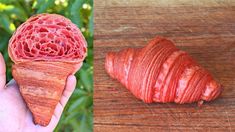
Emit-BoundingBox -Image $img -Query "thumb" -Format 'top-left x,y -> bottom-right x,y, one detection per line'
0,53 -> 6,91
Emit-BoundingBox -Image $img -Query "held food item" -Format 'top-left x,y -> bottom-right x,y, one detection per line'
105,36 -> 222,105
8,14 -> 87,126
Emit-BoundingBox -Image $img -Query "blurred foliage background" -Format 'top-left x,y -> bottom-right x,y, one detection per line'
0,0 -> 93,131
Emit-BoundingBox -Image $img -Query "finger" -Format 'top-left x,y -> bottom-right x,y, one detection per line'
0,53 -> 6,91
60,75 -> 77,107
5,79 -> 17,88
46,75 -> 77,130
44,103 -> 63,130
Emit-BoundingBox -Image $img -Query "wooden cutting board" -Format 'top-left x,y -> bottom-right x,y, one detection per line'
94,0 -> 235,131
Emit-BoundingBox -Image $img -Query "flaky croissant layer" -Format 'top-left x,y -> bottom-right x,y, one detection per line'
105,37 -> 223,104
8,14 -> 87,126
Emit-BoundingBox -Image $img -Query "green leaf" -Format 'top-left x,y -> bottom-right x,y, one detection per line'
0,0 -> 16,4
74,88 -> 88,97
79,114 -> 92,132
69,0 -> 84,28
63,111 -> 78,123
78,68 -> 93,92
68,96 -> 87,112
86,44 -> 93,65
0,2 -> 28,21
70,118 -> 81,131
0,30 -> 9,50
87,0 -> 93,6
86,95 -> 93,108
0,3 -> 14,11
0,14 -> 13,34
7,5 -> 28,21
88,8 -> 93,36
34,0 -> 55,13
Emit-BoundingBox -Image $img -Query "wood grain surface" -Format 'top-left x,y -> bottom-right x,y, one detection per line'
94,0 -> 235,131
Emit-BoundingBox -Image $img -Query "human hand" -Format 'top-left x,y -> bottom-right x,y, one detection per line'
0,53 -> 77,132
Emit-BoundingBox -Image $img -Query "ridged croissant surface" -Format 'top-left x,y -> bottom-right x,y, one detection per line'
105,37 -> 222,105
8,14 -> 87,126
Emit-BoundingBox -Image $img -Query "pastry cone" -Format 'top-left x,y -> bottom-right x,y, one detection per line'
105,36 -> 223,105
8,14 -> 87,126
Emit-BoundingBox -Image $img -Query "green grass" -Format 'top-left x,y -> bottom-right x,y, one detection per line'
0,0 -> 93,131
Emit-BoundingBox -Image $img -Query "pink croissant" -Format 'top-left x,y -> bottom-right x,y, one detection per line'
8,14 -> 87,126
105,36 -> 223,105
